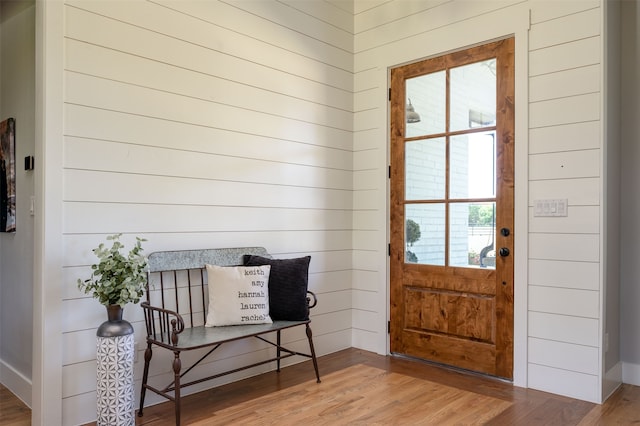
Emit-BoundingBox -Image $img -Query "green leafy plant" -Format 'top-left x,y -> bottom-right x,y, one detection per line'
468,204 -> 495,226
77,234 -> 148,307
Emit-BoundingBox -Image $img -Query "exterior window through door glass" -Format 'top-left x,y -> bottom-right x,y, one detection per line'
405,137 -> 446,201
403,57 -> 498,269
450,132 -> 496,199
406,71 -> 446,137
405,204 -> 445,265
450,202 -> 496,269
450,59 -> 496,132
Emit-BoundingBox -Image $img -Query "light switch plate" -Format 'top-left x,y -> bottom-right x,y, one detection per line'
534,199 -> 568,217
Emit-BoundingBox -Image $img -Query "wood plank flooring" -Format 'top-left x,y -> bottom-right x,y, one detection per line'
2,348 -> 640,425
0,384 -> 30,426
190,364 -> 513,425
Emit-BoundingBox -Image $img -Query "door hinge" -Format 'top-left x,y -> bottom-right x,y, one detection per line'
388,165 -> 391,179
388,88 -> 391,101
388,243 -> 391,256
388,320 -> 391,334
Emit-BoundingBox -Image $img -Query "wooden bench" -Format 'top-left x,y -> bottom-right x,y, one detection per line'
137,247 -> 321,425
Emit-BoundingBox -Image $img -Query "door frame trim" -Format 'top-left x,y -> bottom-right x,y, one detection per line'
385,27 -> 530,388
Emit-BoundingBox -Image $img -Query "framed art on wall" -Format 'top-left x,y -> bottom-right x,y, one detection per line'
0,118 -> 16,232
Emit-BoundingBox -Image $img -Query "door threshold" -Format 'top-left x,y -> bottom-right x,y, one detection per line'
390,352 -> 513,384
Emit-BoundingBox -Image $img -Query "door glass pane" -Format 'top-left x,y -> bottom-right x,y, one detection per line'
450,59 -> 496,132
450,132 -> 496,199
406,71 -> 446,137
405,138 -> 446,201
405,204 -> 445,265
449,202 -> 496,269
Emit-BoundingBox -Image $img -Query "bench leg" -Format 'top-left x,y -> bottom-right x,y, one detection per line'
305,324 -> 321,383
173,352 -> 182,426
276,330 -> 281,372
138,343 -> 153,417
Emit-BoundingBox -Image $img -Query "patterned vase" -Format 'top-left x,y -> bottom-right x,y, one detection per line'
96,304 -> 135,426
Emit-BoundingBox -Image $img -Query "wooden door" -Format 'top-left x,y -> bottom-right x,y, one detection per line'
389,38 -> 515,379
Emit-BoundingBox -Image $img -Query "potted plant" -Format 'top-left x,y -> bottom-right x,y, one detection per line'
77,233 -> 148,316
77,233 -> 148,426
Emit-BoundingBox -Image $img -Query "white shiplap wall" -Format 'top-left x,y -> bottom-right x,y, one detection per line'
352,0 -> 532,378
527,1 -> 605,403
57,1 -> 355,424
352,0 -> 613,404
35,0 -> 621,423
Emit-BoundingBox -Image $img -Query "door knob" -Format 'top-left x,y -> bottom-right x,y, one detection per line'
499,247 -> 510,257
500,228 -> 510,237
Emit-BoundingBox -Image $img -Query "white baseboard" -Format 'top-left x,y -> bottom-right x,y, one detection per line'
0,358 -> 32,408
622,361 -> 640,386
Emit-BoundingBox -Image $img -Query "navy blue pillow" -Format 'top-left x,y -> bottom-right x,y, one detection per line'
243,255 -> 311,321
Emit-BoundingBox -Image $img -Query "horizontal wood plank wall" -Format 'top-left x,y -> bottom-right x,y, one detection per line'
60,0 -> 354,424
53,0 -> 610,422
352,0 -> 530,357
528,0 -> 603,403
353,0 -> 605,405
352,0 -> 534,358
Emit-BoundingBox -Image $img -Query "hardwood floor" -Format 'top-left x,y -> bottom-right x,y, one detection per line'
2,348 -> 640,425
0,384 -> 30,426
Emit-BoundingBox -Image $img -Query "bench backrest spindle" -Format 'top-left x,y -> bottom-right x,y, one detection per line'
200,269 -> 206,325
173,270 -> 180,322
159,272 -> 166,315
186,271 -> 194,328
